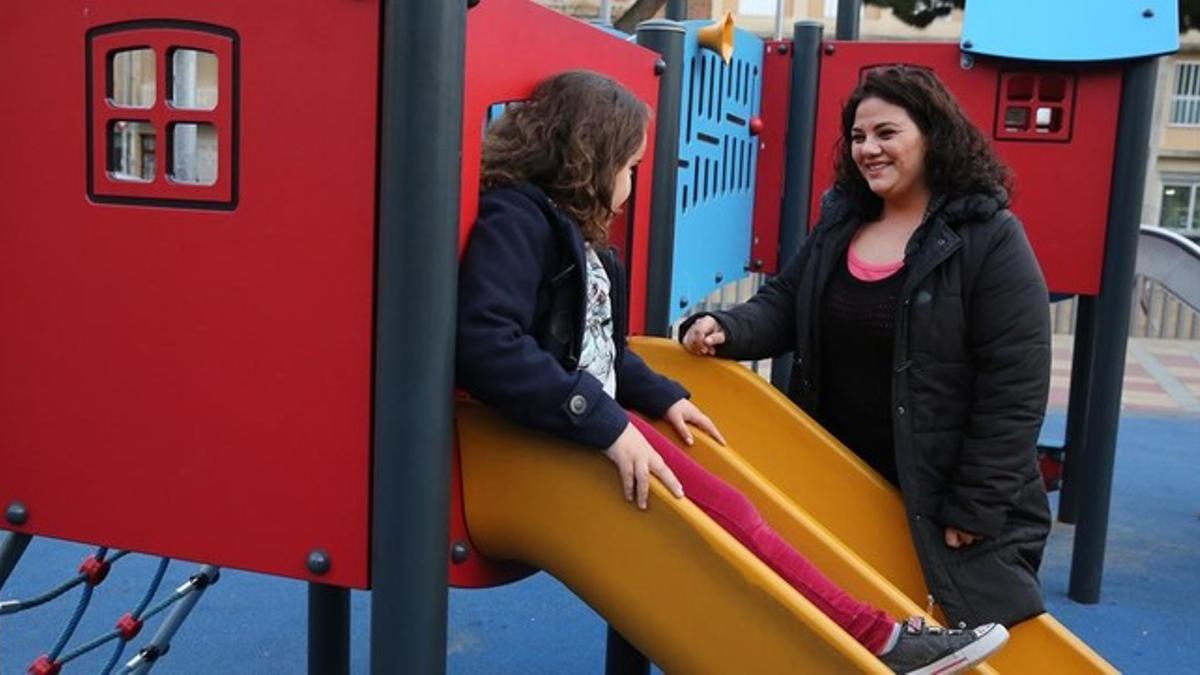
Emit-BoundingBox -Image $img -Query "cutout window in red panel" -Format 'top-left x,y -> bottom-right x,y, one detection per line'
87,21 -> 237,208
995,71 -> 1075,142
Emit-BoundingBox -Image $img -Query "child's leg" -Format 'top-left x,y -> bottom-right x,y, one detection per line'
629,414 -> 895,653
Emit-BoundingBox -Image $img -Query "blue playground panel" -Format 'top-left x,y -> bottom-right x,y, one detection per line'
962,0 -> 1179,62
668,21 -> 763,323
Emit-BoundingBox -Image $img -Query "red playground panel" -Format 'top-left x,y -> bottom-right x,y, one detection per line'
0,1 -> 379,588
749,41 -> 793,275
450,0 -> 663,587
809,42 -> 1121,295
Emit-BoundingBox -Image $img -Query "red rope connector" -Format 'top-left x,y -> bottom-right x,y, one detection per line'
79,555 -> 111,587
27,655 -> 61,675
116,612 -> 144,640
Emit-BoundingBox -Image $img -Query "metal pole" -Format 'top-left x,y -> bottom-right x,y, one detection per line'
126,566 -> 220,674
835,0 -> 860,40
770,20 -> 823,391
666,0 -> 687,21
1057,295 -> 1098,524
0,532 -> 32,591
371,0 -> 464,671
308,583 -> 349,675
639,20 -> 686,338
605,628 -> 651,675
598,21 -> 688,673
773,0 -> 786,40
1068,58 -> 1157,604
599,0 -> 613,25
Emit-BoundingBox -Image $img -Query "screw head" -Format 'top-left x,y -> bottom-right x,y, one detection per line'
962,39 -> 974,50
5,501 -> 28,526
306,549 -> 331,575
450,541 -> 470,564
1142,8 -> 1154,18
776,43 -> 789,55
754,259 -> 765,270
823,43 -> 835,55
654,59 -> 667,76
678,296 -> 689,309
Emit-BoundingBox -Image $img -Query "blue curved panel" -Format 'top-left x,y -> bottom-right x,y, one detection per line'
669,21 -> 763,323
961,0 -> 1178,62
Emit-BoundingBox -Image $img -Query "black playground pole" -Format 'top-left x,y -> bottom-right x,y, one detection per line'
0,531 -> 32,591
607,20 -> 685,675
770,20 -> 823,391
666,0 -> 687,21
640,20 -> 685,338
835,0 -> 861,40
371,0 -> 464,672
1057,295 -> 1098,524
308,584 -> 349,675
1068,58 -> 1156,604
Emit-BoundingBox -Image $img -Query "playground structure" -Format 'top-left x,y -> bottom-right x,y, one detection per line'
0,0 -> 1182,672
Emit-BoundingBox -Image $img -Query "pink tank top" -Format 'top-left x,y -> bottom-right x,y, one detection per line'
847,245 -> 904,281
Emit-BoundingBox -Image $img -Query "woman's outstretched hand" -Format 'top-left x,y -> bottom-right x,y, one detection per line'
944,526 -> 980,548
681,316 -> 726,356
663,399 -> 727,447
604,422 -> 684,510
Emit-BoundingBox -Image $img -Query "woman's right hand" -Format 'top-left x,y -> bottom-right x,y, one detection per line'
604,423 -> 684,510
681,316 -> 726,356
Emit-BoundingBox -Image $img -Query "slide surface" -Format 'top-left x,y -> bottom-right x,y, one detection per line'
453,338 -> 1115,673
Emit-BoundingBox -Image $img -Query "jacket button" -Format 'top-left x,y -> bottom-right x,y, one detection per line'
569,394 -> 588,416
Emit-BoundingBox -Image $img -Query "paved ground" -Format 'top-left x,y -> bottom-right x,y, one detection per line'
3,338 -> 1198,673
1050,335 -> 1200,414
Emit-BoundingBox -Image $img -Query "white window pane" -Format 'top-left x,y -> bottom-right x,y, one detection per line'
109,121 -> 156,182
171,123 -> 218,185
110,49 -> 156,109
740,0 -> 776,16
171,49 -> 218,110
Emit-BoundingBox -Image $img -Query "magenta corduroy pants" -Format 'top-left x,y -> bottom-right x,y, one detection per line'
629,414 -> 895,653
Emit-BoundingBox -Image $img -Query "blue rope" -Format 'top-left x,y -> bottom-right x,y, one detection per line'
0,549 -> 129,616
47,547 -> 109,660
96,557 -> 171,675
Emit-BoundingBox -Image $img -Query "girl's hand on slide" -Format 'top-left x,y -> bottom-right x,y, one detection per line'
604,423 -> 684,509
663,399 -> 727,447
682,316 -> 726,356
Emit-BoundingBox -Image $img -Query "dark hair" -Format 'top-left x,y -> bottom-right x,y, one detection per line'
481,70 -> 650,243
834,65 -> 1010,221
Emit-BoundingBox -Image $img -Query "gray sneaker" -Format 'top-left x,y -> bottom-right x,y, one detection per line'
879,616 -> 1009,675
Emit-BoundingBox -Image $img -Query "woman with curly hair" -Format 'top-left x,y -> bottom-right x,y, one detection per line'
682,65 -> 1053,629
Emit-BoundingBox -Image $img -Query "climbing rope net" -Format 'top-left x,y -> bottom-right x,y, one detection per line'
0,534 -> 219,674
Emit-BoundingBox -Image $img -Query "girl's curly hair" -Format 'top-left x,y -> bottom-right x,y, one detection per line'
834,65 -> 1011,222
481,70 -> 650,243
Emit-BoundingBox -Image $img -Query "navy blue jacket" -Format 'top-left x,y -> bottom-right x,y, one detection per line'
456,183 -> 688,449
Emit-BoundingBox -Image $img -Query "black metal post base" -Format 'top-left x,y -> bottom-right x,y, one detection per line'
309,583 -> 350,675
605,625 -> 650,675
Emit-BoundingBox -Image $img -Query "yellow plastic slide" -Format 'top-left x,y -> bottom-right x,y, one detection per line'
453,336 -> 1114,672
629,337 -> 1117,674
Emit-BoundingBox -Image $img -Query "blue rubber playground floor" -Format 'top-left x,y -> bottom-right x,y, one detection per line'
3,341 -> 1199,673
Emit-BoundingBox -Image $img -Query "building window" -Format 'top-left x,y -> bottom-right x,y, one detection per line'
739,0 -> 776,16
1160,180 -> 1200,232
1170,61 -> 1200,127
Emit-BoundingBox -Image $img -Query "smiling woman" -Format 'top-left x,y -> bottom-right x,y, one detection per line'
680,65 -> 1053,630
